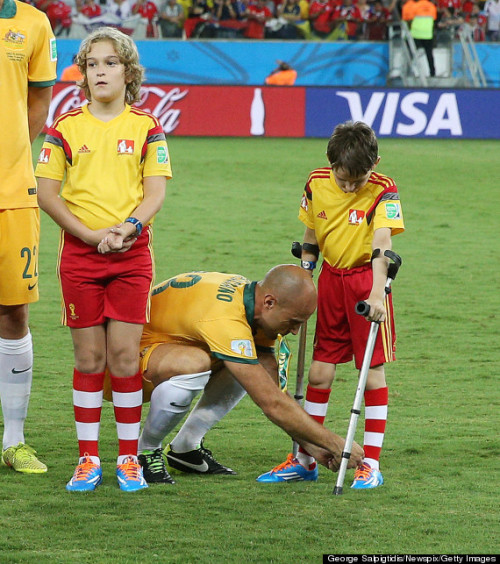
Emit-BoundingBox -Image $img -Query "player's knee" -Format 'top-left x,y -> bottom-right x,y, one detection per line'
0,304 -> 29,339
366,364 -> 386,389
107,344 -> 141,376
75,355 -> 107,375
308,360 -> 335,388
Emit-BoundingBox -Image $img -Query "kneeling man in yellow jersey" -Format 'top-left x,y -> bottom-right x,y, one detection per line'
112,264 -> 363,484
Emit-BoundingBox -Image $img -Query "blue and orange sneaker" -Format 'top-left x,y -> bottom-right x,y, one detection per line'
116,455 -> 148,492
66,455 -> 102,492
256,454 -> 318,483
350,462 -> 384,489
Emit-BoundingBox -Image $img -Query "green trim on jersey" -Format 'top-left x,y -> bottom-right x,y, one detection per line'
213,352 -> 259,364
243,282 -> 257,326
28,79 -> 57,88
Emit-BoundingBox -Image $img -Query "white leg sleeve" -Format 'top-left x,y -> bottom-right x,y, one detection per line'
138,371 -> 211,452
0,332 -> 33,450
170,369 -> 247,453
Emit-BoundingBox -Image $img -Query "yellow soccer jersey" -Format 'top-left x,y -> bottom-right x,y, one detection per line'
141,272 -> 275,364
299,168 -> 405,269
35,104 -> 172,230
0,0 -> 57,209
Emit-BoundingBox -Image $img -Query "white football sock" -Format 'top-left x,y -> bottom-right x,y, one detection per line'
138,371 -> 210,452
170,369 -> 246,453
0,332 -> 33,450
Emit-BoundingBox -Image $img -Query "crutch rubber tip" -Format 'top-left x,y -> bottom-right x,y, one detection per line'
333,486 -> 343,495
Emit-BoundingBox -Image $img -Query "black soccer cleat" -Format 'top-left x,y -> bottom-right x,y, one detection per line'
164,441 -> 236,475
138,448 -> 175,484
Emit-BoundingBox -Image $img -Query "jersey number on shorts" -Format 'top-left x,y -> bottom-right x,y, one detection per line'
21,246 -> 38,280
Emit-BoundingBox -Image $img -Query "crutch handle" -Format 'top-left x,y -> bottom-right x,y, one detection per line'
355,301 -> 371,316
291,241 -> 302,259
385,250 -> 402,280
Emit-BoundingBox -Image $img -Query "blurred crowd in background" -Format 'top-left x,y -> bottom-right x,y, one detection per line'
24,0 -> 500,42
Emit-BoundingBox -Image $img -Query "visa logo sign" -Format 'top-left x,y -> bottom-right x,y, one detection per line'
336,91 -> 463,136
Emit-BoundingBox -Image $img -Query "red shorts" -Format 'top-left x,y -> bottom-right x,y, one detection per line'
58,228 -> 154,328
313,261 -> 396,370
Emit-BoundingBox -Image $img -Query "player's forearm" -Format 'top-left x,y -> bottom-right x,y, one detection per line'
37,179 -> 100,244
369,227 -> 392,300
302,227 -> 320,262
28,86 -> 52,144
129,176 -> 166,227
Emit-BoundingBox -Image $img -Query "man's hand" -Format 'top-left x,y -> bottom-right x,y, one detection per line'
300,439 -> 364,471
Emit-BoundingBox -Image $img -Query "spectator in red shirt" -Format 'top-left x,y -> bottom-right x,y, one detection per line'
332,0 -> 362,39
132,0 -> 159,36
78,0 -> 102,18
36,0 -> 72,35
436,0 -> 462,16
465,3 -> 487,39
461,0 -> 476,16
366,0 -> 392,39
244,0 -> 272,38
309,0 -> 336,38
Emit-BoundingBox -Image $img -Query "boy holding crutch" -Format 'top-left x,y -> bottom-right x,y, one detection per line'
257,121 -> 405,488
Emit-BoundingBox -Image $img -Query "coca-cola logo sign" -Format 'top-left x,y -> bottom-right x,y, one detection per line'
47,85 -> 189,134
47,84 -> 306,137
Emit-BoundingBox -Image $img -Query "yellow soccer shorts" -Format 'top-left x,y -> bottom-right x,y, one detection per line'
0,208 -> 40,305
103,339 -> 224,404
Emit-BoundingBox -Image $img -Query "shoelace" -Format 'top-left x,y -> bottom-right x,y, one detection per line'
199,440 -> 221,465
199,446 -> 216,462
353,463 -> 372,480
144,450 -> 164,472
270,453 -> 296,474
73,458 -> 99,481
118,456 -> 142,481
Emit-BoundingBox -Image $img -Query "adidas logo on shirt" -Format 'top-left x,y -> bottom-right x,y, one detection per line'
317,210 -> 327,219
78,145 -> 90,153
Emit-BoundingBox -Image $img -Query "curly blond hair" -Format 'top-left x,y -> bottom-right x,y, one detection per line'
75,27 -> 144,104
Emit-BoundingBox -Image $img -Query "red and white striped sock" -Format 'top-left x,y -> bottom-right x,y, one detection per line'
363,386 -> 388,470
110,371 -> 143,463
72,368 -> 104,463
296,385 -> 331,470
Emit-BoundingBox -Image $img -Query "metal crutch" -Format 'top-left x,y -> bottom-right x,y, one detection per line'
333,251 -> 402,495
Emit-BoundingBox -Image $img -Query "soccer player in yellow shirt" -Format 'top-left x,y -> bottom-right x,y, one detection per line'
257,121 -> 405,488
35,27 -> 171,492
0,0 -> 56,474
113,265 -> 363,484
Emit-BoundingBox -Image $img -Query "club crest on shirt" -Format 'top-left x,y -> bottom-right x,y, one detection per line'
231,339 -> 253,358
3,28 -> 26,50
37,148 -> 51,164
348,209 -> 365,225
117,139 -> 134,154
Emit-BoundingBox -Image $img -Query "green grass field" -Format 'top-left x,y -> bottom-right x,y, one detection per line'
0,137 -> 498,563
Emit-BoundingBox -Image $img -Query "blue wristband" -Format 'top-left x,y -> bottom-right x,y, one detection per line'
124,217 -> 143,236
301,260 -> 317,271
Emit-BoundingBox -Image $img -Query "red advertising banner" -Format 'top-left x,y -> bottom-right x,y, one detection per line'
48,84 -> 306,137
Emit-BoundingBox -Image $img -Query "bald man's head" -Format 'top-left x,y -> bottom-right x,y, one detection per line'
255,264 -> 317,340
